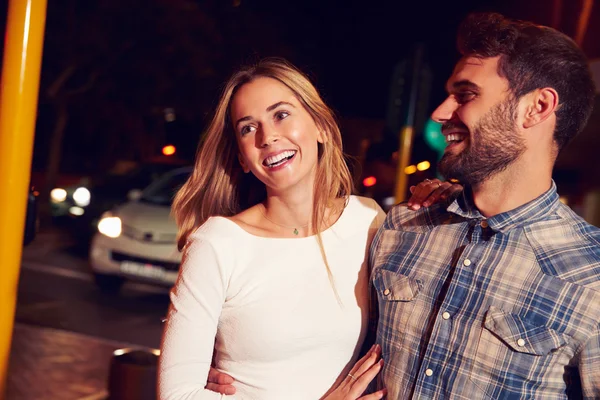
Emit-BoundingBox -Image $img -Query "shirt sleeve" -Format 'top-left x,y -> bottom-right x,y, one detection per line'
365,198 -> 386,349
579,324 -> 600,398
158,232 -> 231,400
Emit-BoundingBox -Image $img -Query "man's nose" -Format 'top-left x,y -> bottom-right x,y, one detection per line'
431,97 -> 458,123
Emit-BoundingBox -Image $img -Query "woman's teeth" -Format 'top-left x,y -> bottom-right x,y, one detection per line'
264,150 -> 296,167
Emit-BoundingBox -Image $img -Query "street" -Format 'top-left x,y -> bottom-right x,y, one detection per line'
8,226 -> 173,399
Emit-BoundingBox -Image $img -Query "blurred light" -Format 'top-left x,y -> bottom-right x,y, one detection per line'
69,206 -> 85,216
162,145 -> 176,156
164,108 -> 176,122
559,196 -> 568,205
73,187 -> 91,207
98,214 -> 122,238
33,191 -> 39,196
450,179 -> 460,183
417,161 -> 431,171
382,196 -> 396,208
50,188 -> 67,203
404,165 -> 417,175
363,176 -> 377,187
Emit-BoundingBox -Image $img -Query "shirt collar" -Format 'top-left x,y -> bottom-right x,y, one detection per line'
447,181 -> 560,234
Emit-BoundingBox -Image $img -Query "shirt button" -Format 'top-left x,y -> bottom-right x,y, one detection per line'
425,368 -> 434,377
480,220 -> 489,228
517,338 -> 526,347
383,289 -> 390,296
463,259 -> 472,267
442,312 -> 451,320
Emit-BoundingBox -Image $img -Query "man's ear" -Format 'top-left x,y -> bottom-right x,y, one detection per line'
523,87 -> 559,129
238,154 -> 250,173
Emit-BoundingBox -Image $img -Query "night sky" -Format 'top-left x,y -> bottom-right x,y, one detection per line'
1,0 -> 597,176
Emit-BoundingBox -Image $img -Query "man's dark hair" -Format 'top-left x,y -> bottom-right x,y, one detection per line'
457,12 -> 596,152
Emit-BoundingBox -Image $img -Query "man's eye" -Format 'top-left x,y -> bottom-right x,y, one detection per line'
275,111 -> 290,120
455,92 -> 476,103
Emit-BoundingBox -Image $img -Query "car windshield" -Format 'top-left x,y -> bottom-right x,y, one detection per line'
139,170 -> 191,206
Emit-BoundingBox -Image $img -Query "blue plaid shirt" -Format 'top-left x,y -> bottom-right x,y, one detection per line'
370,183 -> 600,399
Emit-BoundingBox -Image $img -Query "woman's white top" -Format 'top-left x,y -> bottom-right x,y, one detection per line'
159,195 -> 385,399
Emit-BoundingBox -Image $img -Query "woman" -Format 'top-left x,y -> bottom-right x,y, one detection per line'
159,58 -> 456,399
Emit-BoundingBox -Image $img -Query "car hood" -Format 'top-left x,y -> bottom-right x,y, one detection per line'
114,202 -> 178,241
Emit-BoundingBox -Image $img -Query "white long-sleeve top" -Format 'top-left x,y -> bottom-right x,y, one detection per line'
159,196 -> 385,400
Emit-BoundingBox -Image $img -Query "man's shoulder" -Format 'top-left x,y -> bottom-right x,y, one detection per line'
526,203 -> 600,289
383,201 -> 455,233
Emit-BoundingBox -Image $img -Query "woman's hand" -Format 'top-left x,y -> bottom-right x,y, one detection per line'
407,178 -> 463,210
322,344 -> 387,400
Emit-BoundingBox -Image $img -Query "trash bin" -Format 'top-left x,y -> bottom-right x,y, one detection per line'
108,348 -> 160,400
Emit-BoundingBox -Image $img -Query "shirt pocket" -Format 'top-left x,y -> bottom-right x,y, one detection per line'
372,269 -> 423,352
469,306 -> 572,399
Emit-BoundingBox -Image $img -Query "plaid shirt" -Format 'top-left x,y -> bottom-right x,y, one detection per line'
370,183 -> 600,399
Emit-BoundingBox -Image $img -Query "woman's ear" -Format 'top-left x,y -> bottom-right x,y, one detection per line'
238,154 -> 250,173
317,130 -> 326,144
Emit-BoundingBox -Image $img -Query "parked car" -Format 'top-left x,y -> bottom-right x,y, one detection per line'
51,157 -> 188,245
89,167 -> 191,292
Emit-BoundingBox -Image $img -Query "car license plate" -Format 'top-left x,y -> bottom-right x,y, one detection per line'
120,261 -> 165,279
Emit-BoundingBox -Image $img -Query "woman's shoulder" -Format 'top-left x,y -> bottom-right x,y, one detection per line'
347,195 -> 384,216
188,216 -> 247,244
338,195 -> 386,232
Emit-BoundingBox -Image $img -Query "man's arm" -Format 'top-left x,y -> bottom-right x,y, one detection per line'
578,324 -> 600,398
205,368 -> 236,395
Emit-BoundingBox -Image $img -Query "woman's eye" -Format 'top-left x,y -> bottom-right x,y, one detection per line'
275,110 -> 290,120
240,125 -> 256,135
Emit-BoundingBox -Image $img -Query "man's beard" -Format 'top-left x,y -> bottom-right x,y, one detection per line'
438,98 -> 525,186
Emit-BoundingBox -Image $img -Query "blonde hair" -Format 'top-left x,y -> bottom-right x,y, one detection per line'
172,58 -> 353,287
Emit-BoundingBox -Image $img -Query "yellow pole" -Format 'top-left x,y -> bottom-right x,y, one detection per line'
0,0 -> 48,396
394,126 -> 415,202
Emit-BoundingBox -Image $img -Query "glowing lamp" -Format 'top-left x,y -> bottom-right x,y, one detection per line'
363,176 -> 377,187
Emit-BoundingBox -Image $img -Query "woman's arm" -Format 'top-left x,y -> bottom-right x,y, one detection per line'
158,232 -> 231,399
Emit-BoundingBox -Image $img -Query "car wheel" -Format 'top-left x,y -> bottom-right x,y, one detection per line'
94,273 -> 125,293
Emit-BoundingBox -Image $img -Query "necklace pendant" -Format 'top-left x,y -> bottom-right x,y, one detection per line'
293,228 -> 299,235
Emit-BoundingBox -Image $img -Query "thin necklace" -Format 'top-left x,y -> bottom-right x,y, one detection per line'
258,204 -> 309,236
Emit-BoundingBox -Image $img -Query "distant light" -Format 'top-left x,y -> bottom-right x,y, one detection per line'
450,178 -> 460,183
363,176 -> 377,187
164,108 -> 176,122
404,165 -> 417,175
382,196 -> 395,207
69,206 -> 85,216
50,188 -> 67,203
162,145 -> 176,156
73,187 -> 91,207
559,196 -> 568,205
417,161 -> 431,171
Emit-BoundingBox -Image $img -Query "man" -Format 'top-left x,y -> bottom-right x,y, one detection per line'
204,12 -> 599,399
372,12 -> 599,399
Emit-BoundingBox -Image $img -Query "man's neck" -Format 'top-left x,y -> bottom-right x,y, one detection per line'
471,160 -> 553,218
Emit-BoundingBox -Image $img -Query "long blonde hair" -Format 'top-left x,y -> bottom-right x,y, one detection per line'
172,58 -> 353,285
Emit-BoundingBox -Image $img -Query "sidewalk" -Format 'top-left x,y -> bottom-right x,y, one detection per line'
7,323 -> 131,400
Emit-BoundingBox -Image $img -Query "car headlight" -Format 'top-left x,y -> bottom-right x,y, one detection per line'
73,187 -> 91,207
50,188 -> 67,203
98,213 -> 122,238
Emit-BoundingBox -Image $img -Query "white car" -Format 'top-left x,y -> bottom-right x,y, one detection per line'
89,167 -> 191,292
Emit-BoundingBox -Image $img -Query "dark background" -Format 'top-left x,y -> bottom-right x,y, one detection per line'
1,0 -> 599,198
